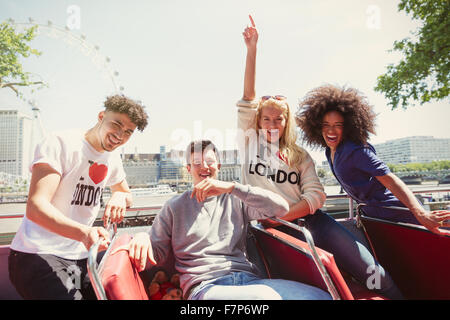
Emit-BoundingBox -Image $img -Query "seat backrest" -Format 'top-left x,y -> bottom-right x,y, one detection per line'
100,233 -> 149,300
250,225 -> 354,300
361,216 -> 450,299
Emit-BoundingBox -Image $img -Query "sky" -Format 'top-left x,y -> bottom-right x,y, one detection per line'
1,0 -> 449,164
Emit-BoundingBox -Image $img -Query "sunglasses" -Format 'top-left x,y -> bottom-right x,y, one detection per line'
261,95 -> 287,101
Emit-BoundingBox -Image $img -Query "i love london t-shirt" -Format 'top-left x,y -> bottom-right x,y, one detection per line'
11,130 -> 126,260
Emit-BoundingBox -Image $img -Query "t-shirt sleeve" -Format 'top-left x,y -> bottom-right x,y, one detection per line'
352,147 -> 391,177
106,152 -> 126,187
30,134 -> 64,175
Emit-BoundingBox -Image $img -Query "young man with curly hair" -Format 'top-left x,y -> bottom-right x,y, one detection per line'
9,95 -> 149,299
296,84 -> 450,235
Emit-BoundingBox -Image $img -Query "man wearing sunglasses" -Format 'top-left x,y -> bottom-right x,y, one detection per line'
9,95 -> 148,300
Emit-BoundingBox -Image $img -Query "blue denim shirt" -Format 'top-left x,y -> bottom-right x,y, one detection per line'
326,140 -> 408,209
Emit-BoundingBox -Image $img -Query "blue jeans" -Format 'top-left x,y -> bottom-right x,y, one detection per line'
280,210 -> 404,300
189,271 -> 331,300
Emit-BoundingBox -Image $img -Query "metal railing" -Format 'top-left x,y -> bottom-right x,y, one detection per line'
325,186 -> 450,220
2,186 -> 449,223
265,217 -> 341,300
87,240 -> 108,300
87,222 -> 118,300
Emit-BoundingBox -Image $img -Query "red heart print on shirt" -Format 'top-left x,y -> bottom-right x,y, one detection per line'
88,161 -> 108,184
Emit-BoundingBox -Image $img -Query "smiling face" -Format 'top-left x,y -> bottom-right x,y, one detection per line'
258,105 -> 287,143
187,148 -> 221,185
322,110 -> 344,151
97,111 -> 137,152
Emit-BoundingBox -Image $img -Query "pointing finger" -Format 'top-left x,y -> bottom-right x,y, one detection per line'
249,14 -> 256,27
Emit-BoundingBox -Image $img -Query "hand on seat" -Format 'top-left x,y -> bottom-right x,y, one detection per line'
415,210 -> 450,236
127,232 -> 156,272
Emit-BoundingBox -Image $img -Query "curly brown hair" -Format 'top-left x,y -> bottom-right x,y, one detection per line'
295,85 -> 377,149
104,95 -> 149,131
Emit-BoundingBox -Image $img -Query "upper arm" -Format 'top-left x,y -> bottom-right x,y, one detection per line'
149,204 -> 173,263
375,172 -> 400,189
27,163 -> 61,217
28,163 -> 61,201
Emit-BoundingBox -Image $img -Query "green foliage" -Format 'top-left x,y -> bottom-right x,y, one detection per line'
0,20 -> 45,96
388,160 -> 450,172
375,0 -> 450,109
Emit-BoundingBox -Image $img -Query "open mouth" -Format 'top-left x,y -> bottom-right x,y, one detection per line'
326,135 -> 338,144
199,173 -> 211,179
108,134 -> 122,146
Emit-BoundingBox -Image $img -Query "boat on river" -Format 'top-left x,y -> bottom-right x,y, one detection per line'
103,184 -> 177,200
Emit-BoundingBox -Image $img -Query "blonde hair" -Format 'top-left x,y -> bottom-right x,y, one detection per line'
255,98 -> 306,168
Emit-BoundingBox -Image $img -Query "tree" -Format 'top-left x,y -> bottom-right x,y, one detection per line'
375,0 -> 449,109
0,21 -> 45,97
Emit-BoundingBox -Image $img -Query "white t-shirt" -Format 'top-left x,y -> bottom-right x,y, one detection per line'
236,99 -> 326,213
11,130 -> 126,259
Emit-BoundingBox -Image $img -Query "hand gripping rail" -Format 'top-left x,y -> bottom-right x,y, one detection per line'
87,223 -> 117,300
266,217 -> 341,300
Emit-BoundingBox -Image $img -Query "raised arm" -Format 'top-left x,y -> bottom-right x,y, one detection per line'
26,163 -> 110,251
242,15 -> 258,101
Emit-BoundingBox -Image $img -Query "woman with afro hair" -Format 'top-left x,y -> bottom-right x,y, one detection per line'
236,16 -> 404,299
296,84 -> 450,235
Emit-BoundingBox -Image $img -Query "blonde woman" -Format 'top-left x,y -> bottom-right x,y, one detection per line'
236,16 -> 403,299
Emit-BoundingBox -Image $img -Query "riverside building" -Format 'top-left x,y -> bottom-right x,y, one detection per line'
374,136 -> 450,165
0,110 -> 33,178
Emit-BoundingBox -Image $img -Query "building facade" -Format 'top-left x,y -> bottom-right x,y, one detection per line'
0,110 -> 33,178
374,136 -> 450,165
122,160 -> 160,187
122,146 -> 242,186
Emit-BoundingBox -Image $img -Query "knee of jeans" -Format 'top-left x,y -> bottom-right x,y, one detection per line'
252,286 -> 282,300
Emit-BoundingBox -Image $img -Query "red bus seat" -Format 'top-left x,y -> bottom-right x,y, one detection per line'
360,216 -> 450,299
250,225 -> 387,300
100,233 -> 149,300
